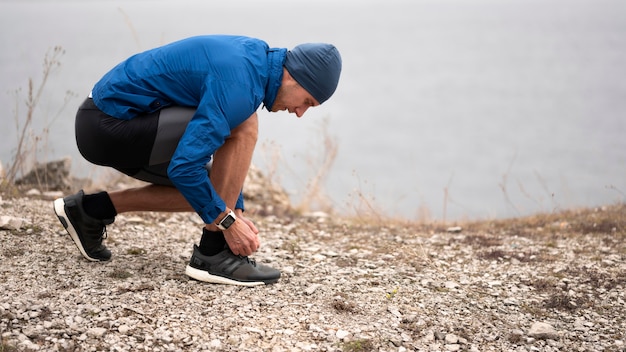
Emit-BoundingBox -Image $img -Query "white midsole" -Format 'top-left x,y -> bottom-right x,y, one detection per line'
185,265 -> 265,287
54,198 -> 99,262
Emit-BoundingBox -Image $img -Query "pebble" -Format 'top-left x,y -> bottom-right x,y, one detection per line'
528,322 -> 559,340
445,334 -> 459,344
336,330 -> 350,339
304,284 -> 322,295
0,215 -> 27,230
444,281 -> 459,289
87,328 -> 107,338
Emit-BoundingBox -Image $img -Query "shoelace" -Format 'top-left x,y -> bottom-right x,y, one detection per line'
100,226 -> 108,240
227,248 -> 256,266
237,255 -> 256,266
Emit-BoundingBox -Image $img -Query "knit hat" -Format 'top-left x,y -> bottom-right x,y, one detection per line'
284,43 -> 342,104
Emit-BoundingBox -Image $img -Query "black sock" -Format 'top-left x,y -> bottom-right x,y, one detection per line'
198,229 -> 226,256
82,191 -> 117,220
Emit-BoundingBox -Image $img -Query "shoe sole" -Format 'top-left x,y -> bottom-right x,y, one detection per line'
185,265 -> 275,287
53,198 -> 101,262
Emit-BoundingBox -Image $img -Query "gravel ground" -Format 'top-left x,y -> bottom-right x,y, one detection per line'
1,195 -> 625,352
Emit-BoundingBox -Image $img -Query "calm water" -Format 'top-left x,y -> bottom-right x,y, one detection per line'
1,0 -> 625,220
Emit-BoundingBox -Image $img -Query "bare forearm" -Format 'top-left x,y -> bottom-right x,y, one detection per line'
210,113 -> 258,210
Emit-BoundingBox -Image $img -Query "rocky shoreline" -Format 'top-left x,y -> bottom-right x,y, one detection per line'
1,192 -> 625,351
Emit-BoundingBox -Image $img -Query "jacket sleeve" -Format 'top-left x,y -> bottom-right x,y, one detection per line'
236,191 -> 245,211
167,79 -> 256,223
167,109 -> 229,224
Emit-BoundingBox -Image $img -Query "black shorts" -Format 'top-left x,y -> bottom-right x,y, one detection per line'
75,98 -> 201,185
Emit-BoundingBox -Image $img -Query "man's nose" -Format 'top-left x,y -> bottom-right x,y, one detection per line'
295,106 -> 309,118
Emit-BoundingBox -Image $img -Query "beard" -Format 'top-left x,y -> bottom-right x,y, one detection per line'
270,81 -> 301,112
270,87 -> 287,112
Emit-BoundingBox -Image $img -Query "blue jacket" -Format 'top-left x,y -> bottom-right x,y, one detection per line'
91,35 -> 287,223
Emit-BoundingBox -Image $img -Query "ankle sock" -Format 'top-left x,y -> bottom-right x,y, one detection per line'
82,191 -> 117,220
198,229 -> 226,256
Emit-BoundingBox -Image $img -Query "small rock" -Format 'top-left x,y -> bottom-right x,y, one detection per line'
282,266 -> 294,275
336,330 -> 350,339
304,284 -> 322,295
503,298 -> 519,306
244,326 -> 265,336
87,327 -> 107,338
444,281 -> 459,289
446,226 -> 462,233
389,337 -> 402,347
445,333 -> 459,344
282,329 -> 296,335
26,189 -> 42,196
528,322 -> 558,340
118,325 -> 131,334
18,340 -> 40,351
0,216 -> 27,230
387,306 -> 402,318
312,254 -> 327,261
308,324 -> 325,333
435,331 -> 446,340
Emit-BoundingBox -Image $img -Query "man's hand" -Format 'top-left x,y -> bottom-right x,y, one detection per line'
222,211 -> 259,256
235,209 -> 259,234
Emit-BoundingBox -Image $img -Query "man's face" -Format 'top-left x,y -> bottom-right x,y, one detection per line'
270,80 -> 320,118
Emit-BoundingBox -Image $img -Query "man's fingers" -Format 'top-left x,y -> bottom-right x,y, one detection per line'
225,237 -> 257,256
240,216 -> 259,234
223,220 -> 260,256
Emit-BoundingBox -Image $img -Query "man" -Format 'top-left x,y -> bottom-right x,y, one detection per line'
53,35 -> 342,287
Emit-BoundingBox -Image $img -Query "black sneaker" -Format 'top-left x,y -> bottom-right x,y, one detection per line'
53,190 -> 114,262
185,245 -> 281,286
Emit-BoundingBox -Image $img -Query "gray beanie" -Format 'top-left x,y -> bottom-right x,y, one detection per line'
284,43 -> 342,104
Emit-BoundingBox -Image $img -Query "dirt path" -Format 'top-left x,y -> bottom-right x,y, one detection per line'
1,196 -> 625,351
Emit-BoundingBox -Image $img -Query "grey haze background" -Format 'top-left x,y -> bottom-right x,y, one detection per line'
1,0 -> 625,221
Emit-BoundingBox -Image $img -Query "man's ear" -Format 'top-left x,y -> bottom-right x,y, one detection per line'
282,68 -> 295,84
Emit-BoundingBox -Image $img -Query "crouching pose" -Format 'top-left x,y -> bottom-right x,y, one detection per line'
53,35 -> 342,286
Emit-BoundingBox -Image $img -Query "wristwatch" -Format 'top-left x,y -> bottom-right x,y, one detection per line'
216,210 -> 236,230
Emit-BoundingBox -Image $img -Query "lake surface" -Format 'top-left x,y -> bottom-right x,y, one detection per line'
1,0 -> 625,221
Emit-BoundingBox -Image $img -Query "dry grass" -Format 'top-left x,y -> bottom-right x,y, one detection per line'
461,203 -> 626,238
1,46 -> 76,193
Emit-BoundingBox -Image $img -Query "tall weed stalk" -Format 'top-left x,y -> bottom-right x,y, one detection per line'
296,118 -> 338,213
2,46 -> 72,192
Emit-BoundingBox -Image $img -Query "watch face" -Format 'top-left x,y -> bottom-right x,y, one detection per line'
220,214 -> 236,229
